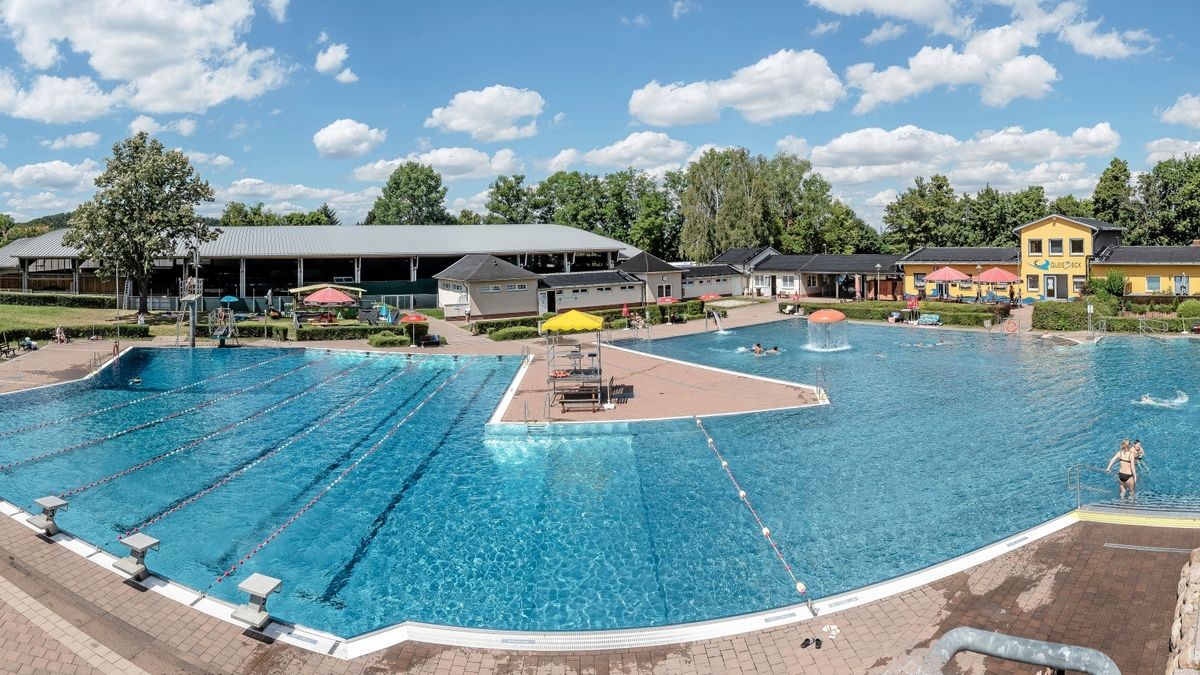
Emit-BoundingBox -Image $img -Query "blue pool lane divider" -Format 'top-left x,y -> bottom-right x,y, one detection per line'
693,416 -> 816,618
57,357 -> 375,500
0,352 -> 294,439
0,356 -> 329,473
211,358 -> 478,587
120,362 -> 414,538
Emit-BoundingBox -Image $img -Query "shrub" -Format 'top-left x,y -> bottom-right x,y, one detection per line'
1178,299 -> 1200,318
368,331 -> 411,348
471,316 -> 543,335
489,326 -> 540,341
0,292 -> 116,308
2,324 -> 149,341
1089,270 -> 1127,299
231,322 -> 289,340
296,324 -> 425,341
609,318 -> 628,329
1031,301 -> 1088,330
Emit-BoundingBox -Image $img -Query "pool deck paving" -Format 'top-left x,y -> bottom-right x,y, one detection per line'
0,299 -> 1196,673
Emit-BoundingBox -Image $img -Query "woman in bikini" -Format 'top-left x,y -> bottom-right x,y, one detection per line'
1105,439 -> 1138,501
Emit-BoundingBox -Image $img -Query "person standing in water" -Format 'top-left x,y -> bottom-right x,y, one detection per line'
1106,440 -> 1138,501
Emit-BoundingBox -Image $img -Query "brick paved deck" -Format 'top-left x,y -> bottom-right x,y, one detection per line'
0,511 -> 1191,674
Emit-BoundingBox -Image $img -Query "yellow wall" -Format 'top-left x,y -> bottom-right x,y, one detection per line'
1017,217 -> 1093,299
1091,264 -> 1200,296
903,263 -> 1021,299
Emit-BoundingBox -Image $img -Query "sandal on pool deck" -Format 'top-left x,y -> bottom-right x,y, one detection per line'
801,638 -> 813,648
814,638 -> 823,649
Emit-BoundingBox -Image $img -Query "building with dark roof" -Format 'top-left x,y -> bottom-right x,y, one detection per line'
1092,244 -> 1200,296
434,255 -> 540,319
745,253 -> 904,300
538,270 -> 644,313
618,252 -> 683,302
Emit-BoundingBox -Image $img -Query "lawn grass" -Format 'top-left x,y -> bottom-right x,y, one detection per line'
415,308 -> 444,319
0,304 -> 141,331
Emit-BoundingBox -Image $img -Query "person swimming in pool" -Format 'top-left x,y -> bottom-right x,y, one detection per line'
752,343 -> 764,356
129,376 -> 142,385
765,346 -> 780,354
1106,439 -> 1138,501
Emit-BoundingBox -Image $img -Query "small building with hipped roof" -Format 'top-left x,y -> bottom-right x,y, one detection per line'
433,254 -> 540,320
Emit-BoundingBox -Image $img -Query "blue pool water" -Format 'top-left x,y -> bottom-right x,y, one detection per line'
0,330 -> 1196,636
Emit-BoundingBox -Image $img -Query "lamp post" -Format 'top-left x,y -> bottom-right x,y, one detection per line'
874,263 -> 881,301
975,264 -> 983,301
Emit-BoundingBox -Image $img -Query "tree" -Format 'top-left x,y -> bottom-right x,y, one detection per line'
880,175 -> 958,253
1131,154 -> 1200,245
629,185 -> 673,259
457,209 -> 483,224
485,174 -> 535,223
1092,158 -> 1136,227
1003,185 -> 1047,241
65,132 -> 215,313
532,171 -> 603,229
1048,194 -> 1093,218
822,201 -> 881,254
679,148 -> 776,262
314,203 -> 340,225
220,201 -> 283,226
370,162 -> 453,224
768,154 -> 834,254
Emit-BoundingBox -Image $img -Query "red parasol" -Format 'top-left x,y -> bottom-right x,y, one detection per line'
699,292 -> 722,301
303,287 -> 356,306
398,313 -> 427,344
923,266 -> 970,282
656,297 -> 680,304
977,267 -> 1021,284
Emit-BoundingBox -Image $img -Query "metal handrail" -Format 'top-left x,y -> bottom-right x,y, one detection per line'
1066,463 -> 1112,508
1139,317 -> 1172,334
814,367 -> 830,403
922,627 -> 1119,674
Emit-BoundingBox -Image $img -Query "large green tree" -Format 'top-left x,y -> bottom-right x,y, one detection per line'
533,171 -> 603,230
1048,194 -> 1093,218
370,162 -> 453,224
679,148 -> 776,262
1092,158 -> 1136,227
1131,154 -> 1200,245
219,201 -> 283,226
822,201 -> 881,254
65,132 -> 215,313
484,174 -> 535,223
880,175 -> 958,253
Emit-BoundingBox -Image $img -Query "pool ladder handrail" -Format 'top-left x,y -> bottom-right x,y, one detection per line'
814,367 -> 830,403
1065,463 -> 1112,509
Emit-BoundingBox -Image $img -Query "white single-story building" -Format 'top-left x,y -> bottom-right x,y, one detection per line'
680,264 -> 744,297
710,246 -> 778,292
618,252 -> 684,303
538,270 -> 644,314
434,254 -> 540,320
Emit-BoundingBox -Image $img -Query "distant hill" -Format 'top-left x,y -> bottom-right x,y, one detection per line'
21,211 -> 72,229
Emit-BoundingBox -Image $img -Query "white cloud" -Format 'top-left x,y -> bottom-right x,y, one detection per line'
959,123 -> 1119,162
1161,94 -> 1200,129
0,0 -> 288,115
425,85 -> 545,142
352,147 -> 521,182
42,131 -> 101,150
1144,138 -> 1200,165
312,119 -> 387,159
949,160 -> 1097,196
6,191 -> 76,211
862,22 -> 906,45
866,188 -> 897,207
813,125 -> 959,168
545,148 -> 582,172
629,49 -> 845,126
334,68 -> 358,84
265,0 -> 288,22
0,72 -> 116,123
128,114 -> 197,137
5,159 -> 100,191
775,135 -> 810,157
583,131 -> 692,175
807,0 -> 968,37
552,112 -> 565,125
621,15 -> 649,27
1058,21 -> 1153,59
671,0 -> 698,19
449,190 -> 489,214
315,43 -> 349,74
182,150 -> 234,168
224,177 -> 343,201
810,20 -> 840,36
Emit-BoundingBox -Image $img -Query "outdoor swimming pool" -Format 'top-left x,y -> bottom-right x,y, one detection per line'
0,329 -> 1196,637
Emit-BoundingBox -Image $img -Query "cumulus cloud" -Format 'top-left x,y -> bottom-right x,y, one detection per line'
810,20 -> 840,36
775,135 -> 810,157
312,119 -> 387,159
449,190 -> 489,214
334,68 -> 358,83
314,41 -> 357,84
582,131 -> 692,175
808,0 -> 969,37
42,131 -> 101,150
5,159 -> 100,191
545,148 -> 582,173
629,49 -> 845,126
128,114 -> 197,137
265,0 -> 288,22
1144,138 -> 1200,165
0,72 -> 116,123
224,177 -> 344,201
425,85 -> 545,142
352,147 -> 521,182
862,22 -> 906,45
1058,21 -> 1154,59
958,123 -> 1119,162
671,0 -> 698,19
182,150 -> 234,168
1161,94 -> 1200,129
7,191 -> 77,212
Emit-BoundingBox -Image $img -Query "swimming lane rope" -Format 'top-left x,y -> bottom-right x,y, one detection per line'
0,352 -> 294,438
212,358 -> 477,585
693,416 -> 816,617
0,357 -> 327,473
58,358 -> 375,499
121,362 -> 413,538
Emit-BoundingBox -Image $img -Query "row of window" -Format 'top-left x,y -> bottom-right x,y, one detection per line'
1028,238 -> 1085,256
553,284 -> 639,295
479,283 -> 529,293
683,278 -> 730,285
1025,275 -> 1086,294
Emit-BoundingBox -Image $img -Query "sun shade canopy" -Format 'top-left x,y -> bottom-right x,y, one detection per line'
977,267 -> 1021,283
923,266 -> 971,282
303,287 -> 356,305
541,310 -> 604,332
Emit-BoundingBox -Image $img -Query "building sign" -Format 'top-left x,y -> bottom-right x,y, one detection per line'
1031,259 -> 1084,271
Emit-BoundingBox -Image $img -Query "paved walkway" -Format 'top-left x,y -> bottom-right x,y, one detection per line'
0,341 -> 115,394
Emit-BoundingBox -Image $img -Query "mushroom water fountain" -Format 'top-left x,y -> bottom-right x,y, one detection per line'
804,309 -> 850,352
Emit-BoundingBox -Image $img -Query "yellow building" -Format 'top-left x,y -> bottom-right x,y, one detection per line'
1014,215 -> 1122,300
899,247 -> 1020,300
1091,247 -> 1200,297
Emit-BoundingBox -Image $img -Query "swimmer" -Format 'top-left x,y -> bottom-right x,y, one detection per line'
129,376 -> 142,385
752,343 -> 764,356
765,346 -> 780,354
1106,439 -> 1138,500
874,352 -> 886,359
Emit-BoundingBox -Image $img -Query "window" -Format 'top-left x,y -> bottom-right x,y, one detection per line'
1146,276 -> 1161,292
1073,276 -> 1086,294
1026,274 -> 1039,291
805,275 -> 817,287
619,285 -> 635,291
441,282 -> 464,292
781,275 -> 796,288
554,290 -> 562,295
914,273 -> 926,289
479,284 -> 501,293
1069,238 -> 1085,255
571,288 -> 588,294
505,283 -> 527,291
1048,239 -> 1063,256
597,287 -> 612,293
683,280 -> 694,286
754,274 -> 765,286
1028,239 -> 1043,255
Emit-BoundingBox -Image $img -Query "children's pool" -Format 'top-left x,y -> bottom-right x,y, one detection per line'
0,330 -> 1195,636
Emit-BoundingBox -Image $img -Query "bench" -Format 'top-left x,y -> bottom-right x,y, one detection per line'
418,334 -> 442,348
556,388 -> 600,412
0,342 -> 15,358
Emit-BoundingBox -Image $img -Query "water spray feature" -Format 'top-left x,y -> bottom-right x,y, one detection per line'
803,309 -> 850,352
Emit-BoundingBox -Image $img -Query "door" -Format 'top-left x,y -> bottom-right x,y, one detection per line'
1176,275 -> 1189,296
537,291 -> 548,315
1044,275 -> 1056,299
1057,275 -> 1069,299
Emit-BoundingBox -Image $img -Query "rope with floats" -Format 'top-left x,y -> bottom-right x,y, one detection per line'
210,358 -> 477,586
694,416 -> 816,617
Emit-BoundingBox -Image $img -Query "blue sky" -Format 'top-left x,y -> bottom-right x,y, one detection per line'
1,0 -> 1198,228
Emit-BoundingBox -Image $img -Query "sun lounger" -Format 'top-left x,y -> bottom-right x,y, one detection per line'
916,313 -> 942,326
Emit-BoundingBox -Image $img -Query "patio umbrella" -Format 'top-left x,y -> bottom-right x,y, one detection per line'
220,295 -> 238,306
656,296 -> 680,304
923,266 -> 970,282
398,313 -> 427,343
621,303 -> 629,317
699,292 -> 722,301
977,267 -> 1021,284
303,287 -> 356,306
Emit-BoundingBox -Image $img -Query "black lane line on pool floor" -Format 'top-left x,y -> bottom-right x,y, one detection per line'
207,369 -> 450,575
110,363 -> 406,537
314,370 -> 498,607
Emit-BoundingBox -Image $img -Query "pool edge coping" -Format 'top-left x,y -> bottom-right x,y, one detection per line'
0,494 -> 1082,658
0,345 -> 130,397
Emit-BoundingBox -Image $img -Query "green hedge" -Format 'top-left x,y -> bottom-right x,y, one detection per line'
470,314 -> 554,335
609,318 -> 628,329
1031,302 -> 1087,331
489,326 -> 541,341
1,324 -> 150,341
0,292 -> 116,308
296,324 -> 428,341
779,300 -> 1004,325
367,331 -> 411,348
1179,299 -> 1200,318
231,322 -> 289,340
